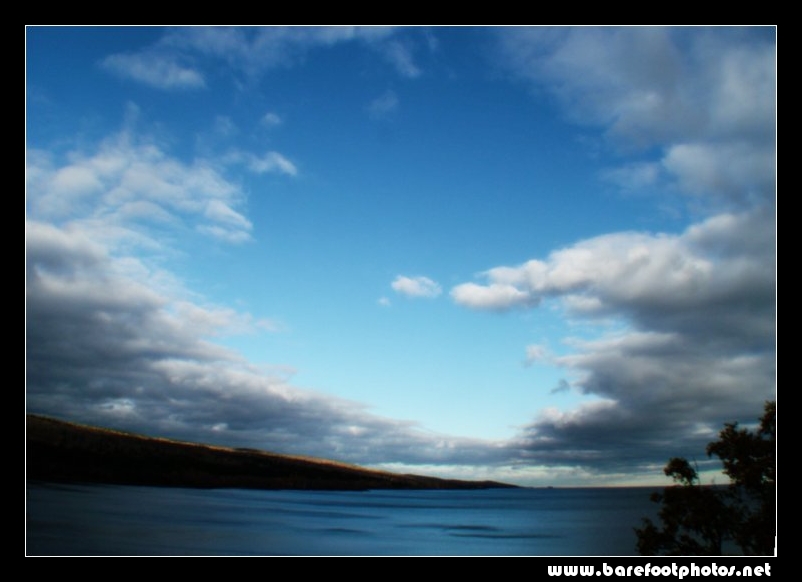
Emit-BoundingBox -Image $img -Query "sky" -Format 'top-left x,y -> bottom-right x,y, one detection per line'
25,26 -> 776,487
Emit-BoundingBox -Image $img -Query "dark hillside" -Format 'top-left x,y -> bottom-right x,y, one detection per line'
26,415 -> 516,491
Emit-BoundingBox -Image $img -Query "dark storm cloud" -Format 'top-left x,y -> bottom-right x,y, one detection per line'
25,219 -> 504,468
452,27 -> 776,478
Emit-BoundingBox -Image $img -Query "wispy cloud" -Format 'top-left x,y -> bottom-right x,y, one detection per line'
101,27 -> 421,89
225,150 -> 298,176
368,90 -> 399,119
524,344 -> 551,365
101,52 -> 205,90
380,40 -> 421,78
163,26 -> 399,73
27,130 -> 256,245
261,112 -> 282,128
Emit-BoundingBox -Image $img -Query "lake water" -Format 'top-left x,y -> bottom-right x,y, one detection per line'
26,483 -> 660,556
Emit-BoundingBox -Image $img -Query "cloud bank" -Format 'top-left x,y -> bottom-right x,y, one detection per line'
25,102 -> 512,474
25,149 -> 502,469
449,27 -> 776,477
27,27 -> 775,486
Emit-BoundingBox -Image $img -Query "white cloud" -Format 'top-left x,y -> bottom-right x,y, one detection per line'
50,166 -> 104,197
466,28 -> 776,475
196,224 -> 252,244
380,40 -> 421,78
499,28 -> 683,138
247,151 -> 298,176
100,27 -> 423,91
204,200 -> 251,229
261,112 -> 282,127
450,282 -> 535,311
453,207 -> 774,471
154,26 -> 407,79
453,209 -> 774,334
223,150 -> 298,176
498,27 -> 776,207
101,52 -> 205,90
391,275 -> 442,298
662,141 -> 775,206
171,301 -> 278,337
116,200 -> 175,224
27,132 -> 256,245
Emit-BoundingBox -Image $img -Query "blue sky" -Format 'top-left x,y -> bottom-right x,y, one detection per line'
26,27 -> 776,486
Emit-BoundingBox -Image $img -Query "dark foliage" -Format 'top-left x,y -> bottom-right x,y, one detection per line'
635,401 -> 775,556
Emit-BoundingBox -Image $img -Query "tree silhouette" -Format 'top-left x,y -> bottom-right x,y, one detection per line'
635,401 -> 775,556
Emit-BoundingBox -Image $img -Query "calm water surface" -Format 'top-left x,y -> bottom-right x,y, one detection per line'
26,483 -> 660,555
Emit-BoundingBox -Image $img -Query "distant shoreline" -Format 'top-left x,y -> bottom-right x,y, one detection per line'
26,415 -> 518,491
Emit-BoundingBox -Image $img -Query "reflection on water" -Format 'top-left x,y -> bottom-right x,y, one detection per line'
26,483 -> 659,556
